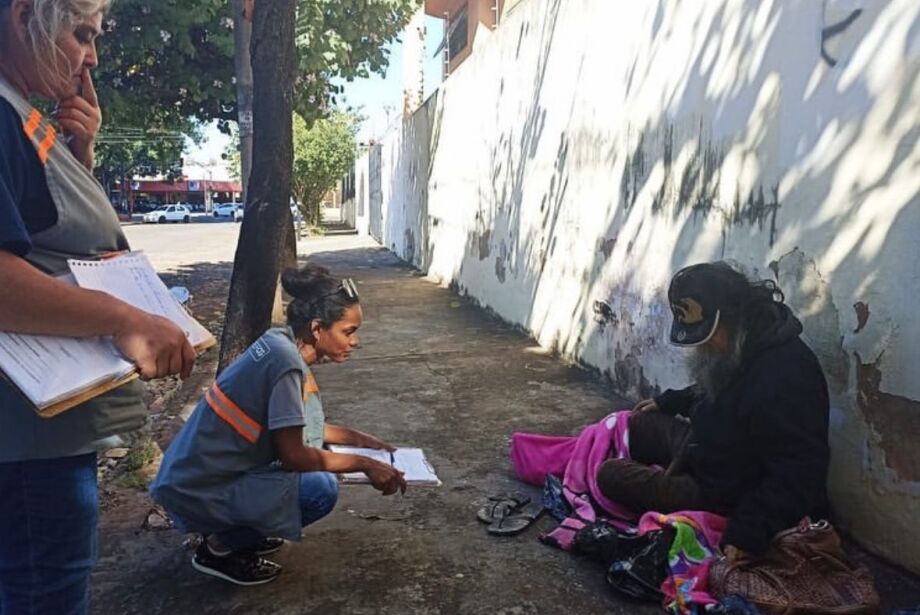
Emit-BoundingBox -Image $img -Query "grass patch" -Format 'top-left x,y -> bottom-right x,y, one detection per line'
122,440 -> 159,472
111,441 -> 160,491
115,471 -> 151,491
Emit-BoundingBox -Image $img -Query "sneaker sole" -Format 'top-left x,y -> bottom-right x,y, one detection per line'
191,557 -> 280,586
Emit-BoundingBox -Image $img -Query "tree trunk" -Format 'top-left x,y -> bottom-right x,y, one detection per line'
218,0 -> 296,372
233,0 -> 254,201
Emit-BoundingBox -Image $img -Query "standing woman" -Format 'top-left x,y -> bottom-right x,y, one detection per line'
0,1 -> 196,613
152,264 -> 407,586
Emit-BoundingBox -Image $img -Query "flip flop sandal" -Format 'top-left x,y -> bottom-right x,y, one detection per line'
476,493 -> 531,524
487,502 -> 545,536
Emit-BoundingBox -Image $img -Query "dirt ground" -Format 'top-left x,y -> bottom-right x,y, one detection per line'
90,236 -> 920,615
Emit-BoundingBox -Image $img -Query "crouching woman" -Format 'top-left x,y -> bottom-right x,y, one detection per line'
151,264 -> 406,586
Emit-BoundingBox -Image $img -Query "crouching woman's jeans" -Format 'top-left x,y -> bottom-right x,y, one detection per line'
0,453 -> 99,615
218,471 -> 339,551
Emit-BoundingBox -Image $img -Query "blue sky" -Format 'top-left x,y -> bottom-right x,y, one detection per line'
187,16 -> 444,166
338,15 -> 445,143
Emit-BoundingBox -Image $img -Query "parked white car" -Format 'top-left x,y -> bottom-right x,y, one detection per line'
213,203 -> 243,220
143,204 -> 191,224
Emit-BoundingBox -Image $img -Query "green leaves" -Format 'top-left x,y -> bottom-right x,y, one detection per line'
91,0 -> 418,187
96,0 -> 418,129
292,112 -> 359,224
291,0 -> 421,123
96,0 -> 235,129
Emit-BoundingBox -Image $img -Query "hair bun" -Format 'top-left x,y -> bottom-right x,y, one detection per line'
281,263 -> 334,300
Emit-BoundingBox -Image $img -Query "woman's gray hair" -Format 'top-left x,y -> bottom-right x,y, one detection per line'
3,0 -> 110,93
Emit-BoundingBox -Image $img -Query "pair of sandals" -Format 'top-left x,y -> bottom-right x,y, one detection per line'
477,493 -> 545,536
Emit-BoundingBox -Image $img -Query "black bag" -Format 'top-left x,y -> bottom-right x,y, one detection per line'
573,522 -> 674,602
541,474 -> 571,521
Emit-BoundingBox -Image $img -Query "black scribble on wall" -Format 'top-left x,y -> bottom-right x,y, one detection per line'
728,184 -> 781,246
677,121 -> 723,217
620,131 -> 647,211
821,8 -> 863,67
652,124 -> 675,213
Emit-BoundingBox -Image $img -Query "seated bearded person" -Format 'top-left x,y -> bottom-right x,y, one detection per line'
596,262 -> 831,562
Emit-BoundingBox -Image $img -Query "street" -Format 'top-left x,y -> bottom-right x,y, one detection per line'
124,218 -> 242,271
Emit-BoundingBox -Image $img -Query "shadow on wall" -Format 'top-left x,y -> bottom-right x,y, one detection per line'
452,0 -> 920,466
381,92 -> 441,272
370,0 -> 920,570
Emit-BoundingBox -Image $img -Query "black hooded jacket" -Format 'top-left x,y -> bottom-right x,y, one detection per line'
653,303 -> 830,556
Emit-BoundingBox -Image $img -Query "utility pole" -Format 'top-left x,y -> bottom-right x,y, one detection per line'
233,0 -> 254,201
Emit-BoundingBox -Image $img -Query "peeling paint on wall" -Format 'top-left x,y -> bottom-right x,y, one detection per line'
598,236 -> 617,259
593,300 -> 617,330
613,343 -> 658,401
772,248 -> 850,393
478,230 -> 492,260
854,302 -> 870,334
404,228 -> 416,264
495,255 -> 507,282
856,353 -> 920,482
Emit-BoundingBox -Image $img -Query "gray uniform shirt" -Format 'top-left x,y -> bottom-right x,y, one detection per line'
0,75 -> 144,463
150,327 -> 324,540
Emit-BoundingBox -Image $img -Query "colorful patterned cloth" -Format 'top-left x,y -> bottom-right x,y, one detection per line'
639,511 -> 727,613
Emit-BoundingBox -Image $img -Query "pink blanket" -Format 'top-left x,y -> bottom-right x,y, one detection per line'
511,411 -> 637,548
510,411 -> 727,614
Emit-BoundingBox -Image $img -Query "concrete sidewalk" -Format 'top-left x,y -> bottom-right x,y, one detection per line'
90,238 -> 920,614
91,240 -> 659,614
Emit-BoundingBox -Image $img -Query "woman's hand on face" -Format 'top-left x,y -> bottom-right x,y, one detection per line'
55,69 -> 101,167
113,310 -> 197,381
633,398 -> 659,413
365,461 -> 407,496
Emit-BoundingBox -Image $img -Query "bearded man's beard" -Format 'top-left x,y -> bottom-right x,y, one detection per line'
686,330 -> 746,400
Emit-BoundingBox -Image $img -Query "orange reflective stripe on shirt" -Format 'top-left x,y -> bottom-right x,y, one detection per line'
205,382 -> 263,444
302,373 -> 320,399
23,109 -> 41,139
36,125 -> 56,165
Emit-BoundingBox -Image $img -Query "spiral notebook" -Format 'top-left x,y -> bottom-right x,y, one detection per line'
328,445 -> 442,486
0,251 -> 215,417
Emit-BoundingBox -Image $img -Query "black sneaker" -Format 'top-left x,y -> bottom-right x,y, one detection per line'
253,537 -> 285,556
191,543 -> 282,586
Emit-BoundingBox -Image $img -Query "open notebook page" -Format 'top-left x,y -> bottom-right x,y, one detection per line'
392,448 -> 441,484
328,446 -> 441,485
0,274 -> 134,408
68,252 -> 214,349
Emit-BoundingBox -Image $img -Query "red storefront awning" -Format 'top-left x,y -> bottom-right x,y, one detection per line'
122,180 -> 242,194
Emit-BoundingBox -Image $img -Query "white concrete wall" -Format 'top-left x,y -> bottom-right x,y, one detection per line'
380,98 -> 434,270
365,0 -> 920,572
353,152 -> 370,237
